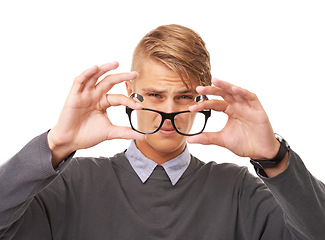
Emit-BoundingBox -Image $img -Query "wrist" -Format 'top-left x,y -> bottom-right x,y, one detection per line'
257,139 -> 281,160
263,151 -> 289,178
47,128 -> 75,168
250,133 -> 290,170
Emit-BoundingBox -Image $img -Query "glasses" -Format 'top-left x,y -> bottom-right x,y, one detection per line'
125,93 -> 211,136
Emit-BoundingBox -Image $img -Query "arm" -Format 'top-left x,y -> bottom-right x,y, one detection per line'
0,134 -> 99,239
0,62 -> 144,238
187,78 -> 325,239
0,132 -> 70,239
263,150 -> 325,239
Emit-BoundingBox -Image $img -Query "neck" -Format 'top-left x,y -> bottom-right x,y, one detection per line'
134,140 -> 186,165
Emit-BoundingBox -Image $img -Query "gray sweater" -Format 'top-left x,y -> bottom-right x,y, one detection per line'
0,132 -> 324,239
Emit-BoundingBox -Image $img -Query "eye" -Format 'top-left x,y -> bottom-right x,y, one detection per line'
179,95 -> 194,100
147,93 -> 161,98
177,94 -> 195,101
144,92 -> 164,104
176,94 -> 195,104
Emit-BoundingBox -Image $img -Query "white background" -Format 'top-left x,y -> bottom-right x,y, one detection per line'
1,0 -> 324,182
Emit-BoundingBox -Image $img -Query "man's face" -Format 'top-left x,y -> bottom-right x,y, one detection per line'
126,59 -> 199,159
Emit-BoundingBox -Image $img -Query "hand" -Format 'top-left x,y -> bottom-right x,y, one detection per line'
187,78 -> 280,160
48,62 -> 144,167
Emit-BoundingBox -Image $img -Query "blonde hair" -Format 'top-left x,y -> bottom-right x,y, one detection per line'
131,24 -> 211,88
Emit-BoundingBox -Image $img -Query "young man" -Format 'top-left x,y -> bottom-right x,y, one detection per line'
0,24 -> 324,239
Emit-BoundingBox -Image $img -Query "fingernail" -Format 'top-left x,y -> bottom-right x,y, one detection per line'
85,65 -> 98,76
196,86 -> 205,91
135,102 -> 144,108
186,137 -> 195,143
88,65 -> 98,71
188,105 -> 196,111
131,71 -> 138,77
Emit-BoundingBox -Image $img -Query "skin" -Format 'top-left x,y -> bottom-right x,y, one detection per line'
47,62 -> 145,167
187,79 -> 289,177
126,59 -> 200,165
48,60 -> 288,178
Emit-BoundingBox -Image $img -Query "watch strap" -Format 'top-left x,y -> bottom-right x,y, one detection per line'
250,136 -> 289,169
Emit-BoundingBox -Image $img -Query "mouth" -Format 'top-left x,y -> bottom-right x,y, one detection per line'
159,127 -> 176,136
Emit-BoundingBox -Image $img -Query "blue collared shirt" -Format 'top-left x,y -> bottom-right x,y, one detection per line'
125,141 -> 191,186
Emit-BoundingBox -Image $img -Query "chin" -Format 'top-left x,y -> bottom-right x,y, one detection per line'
145,134 -> 187,154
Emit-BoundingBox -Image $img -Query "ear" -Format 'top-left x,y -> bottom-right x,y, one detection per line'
125,80 -> 133,96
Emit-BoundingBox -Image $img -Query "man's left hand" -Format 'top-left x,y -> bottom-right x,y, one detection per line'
187,78 -> 280,160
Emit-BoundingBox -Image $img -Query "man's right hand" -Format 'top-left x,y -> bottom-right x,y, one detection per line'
47,62 -> 145,168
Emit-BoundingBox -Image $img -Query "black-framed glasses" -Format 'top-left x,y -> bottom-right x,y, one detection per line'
125,93 -> 211,136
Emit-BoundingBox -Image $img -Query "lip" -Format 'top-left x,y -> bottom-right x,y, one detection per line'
159,128 -> 176,136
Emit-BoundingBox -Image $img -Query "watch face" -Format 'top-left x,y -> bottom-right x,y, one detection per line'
275,133 -> 283,142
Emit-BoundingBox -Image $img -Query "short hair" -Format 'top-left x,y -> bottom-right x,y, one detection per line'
131,24 -> 211,89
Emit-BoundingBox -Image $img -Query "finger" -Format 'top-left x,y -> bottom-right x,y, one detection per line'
212,78 -> 247,104
196,85 -> 227,98
106,126 -> 145,141
196,85 -> 235,103
71,65 -> 99,94
96,71 -> 138,95
187,132 -> 225,147
94,61 -> 119,79
84,61 -> 120,89
212,78 -> 247,101
228,83 -> 264,110
231,85 -> 255,100
212,78 -> 263,109
98,94 -> 143,111
71,62 -> 120,94
212,78 -> 256,101
188,99 -> 228,112
212,78 -> 236,94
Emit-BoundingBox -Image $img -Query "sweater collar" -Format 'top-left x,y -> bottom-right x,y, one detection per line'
125,140 -> 190,186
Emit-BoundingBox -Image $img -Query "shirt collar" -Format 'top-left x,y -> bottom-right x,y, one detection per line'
125,140 -> 190,186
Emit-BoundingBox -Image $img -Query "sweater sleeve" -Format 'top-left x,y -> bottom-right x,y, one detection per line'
0,132 -> 73,238
236,149 -> 325,240
260,150 -> 325,239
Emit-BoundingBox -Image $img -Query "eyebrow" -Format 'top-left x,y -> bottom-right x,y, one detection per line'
141,88 -> 196,94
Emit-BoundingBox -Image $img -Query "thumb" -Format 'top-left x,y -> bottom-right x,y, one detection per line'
187,132 -> 225,147
106,126 -> 145,141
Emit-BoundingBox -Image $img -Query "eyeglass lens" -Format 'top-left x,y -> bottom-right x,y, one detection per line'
129,109 -> 207,135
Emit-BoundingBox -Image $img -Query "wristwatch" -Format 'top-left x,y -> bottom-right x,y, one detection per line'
250,134 -> 290,169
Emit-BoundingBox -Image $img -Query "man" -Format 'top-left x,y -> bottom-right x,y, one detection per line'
0,24 -> 324,239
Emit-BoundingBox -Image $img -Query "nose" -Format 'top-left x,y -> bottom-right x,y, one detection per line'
159,99 -> 180,113
157,100 -> 177,128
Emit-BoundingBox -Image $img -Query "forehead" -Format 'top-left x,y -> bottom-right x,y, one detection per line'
134,59 -> 196,91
